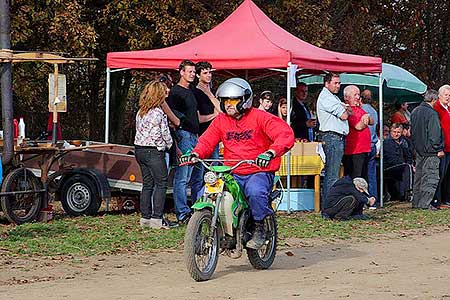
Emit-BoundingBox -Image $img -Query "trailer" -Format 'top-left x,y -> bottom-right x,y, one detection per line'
22,141 -> 149,217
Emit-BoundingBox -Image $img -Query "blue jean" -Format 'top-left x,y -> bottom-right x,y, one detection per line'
173,130 -> 198,220
321,132 -> 345,208
367,144 -> 378,199
190,145 -> 220,203
233,172 -> 274,221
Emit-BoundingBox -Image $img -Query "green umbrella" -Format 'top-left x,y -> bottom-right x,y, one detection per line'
299,63 -> 427,103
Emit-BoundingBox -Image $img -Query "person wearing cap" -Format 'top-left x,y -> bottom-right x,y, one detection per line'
322,176 -> 376,220
257,90 -> 274,113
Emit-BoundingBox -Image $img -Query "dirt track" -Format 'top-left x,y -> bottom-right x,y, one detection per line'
1,231 -> 450,300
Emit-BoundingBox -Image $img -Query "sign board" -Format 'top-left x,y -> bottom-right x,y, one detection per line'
48,74 -> 67,112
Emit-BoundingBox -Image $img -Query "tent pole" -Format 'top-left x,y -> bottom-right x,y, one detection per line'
105,67 -> 111,143
286,63 -> 292,212
378,73 -> 384,208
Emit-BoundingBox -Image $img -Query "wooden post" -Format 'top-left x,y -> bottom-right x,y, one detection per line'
314,174 -> 320,212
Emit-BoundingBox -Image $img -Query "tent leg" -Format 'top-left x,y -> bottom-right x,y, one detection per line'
378,73 -> 384,208
105,67 -> 111,143
286,63 -> 292,212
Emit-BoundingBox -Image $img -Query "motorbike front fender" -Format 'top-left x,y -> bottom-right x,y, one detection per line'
191,201 -> 215,212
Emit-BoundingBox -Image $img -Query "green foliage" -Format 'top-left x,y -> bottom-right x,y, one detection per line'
330,0 -> 450,88
9,0 -> 336,142
261,0 -> 334,47
8,0 -> 450,142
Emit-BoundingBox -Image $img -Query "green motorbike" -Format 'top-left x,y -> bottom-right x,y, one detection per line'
183,158 -> 281,281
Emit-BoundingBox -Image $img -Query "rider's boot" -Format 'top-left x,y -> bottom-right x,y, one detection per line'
246,221 -> 266,249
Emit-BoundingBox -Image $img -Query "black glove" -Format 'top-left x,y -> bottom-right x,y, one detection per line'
180,151 -> 199,164
255,150 -> 275,168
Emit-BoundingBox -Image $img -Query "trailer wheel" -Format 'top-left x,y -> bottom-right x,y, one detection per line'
1,168 -> 43,224
60,175 -> 101,216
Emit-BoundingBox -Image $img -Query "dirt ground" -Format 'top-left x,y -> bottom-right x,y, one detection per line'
1,230 -> 450,300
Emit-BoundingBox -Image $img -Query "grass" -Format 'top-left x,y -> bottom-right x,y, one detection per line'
1,203 -> 449,257
278,203 -> 450,241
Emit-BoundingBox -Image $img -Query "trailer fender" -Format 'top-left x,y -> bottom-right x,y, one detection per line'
57,168 -> 111,200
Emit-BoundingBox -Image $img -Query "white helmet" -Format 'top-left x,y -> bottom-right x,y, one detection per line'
216,78 -> 253,114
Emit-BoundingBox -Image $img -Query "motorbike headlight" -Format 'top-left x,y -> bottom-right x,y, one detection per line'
204,171 -> 218,185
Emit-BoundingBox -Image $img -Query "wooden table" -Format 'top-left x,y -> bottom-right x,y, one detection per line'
276,143 -> 324,212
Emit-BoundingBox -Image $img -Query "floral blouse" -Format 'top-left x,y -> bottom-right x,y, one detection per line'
134,107 -> 173,151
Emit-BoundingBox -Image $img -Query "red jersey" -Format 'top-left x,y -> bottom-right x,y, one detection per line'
194,108 -> 294,175
345,106 -> 371,155
434,101 -> 450,152
391,111 -> 408,125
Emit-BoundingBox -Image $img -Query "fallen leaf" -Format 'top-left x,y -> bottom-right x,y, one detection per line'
285,251 -> 295,256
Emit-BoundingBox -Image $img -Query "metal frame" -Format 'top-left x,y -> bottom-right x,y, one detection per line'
104,66 -> 384,211
378,73 -> 384,207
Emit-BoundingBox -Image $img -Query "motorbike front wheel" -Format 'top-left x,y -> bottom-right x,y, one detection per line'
247,214 -> 277,269
184,210 -> 219,281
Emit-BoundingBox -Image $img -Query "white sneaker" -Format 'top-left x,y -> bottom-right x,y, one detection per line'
140,217 -> 152,227
149,219 -> 169,229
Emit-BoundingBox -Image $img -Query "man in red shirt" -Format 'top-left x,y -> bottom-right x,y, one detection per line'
181,78 -> 294,249
342,85 -> 373,180
433,85 -> 450,206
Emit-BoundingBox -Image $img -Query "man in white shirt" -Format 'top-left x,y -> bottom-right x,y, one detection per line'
317,73 -> 353,212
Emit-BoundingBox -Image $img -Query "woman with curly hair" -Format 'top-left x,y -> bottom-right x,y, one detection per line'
134,80 -> 173,229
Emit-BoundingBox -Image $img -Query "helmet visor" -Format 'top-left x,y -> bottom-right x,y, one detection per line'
221,98 -> 240,106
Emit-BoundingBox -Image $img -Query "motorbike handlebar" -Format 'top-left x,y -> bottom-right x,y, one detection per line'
179,158 -> 257,171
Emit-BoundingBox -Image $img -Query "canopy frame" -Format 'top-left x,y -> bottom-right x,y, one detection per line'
104,66 -> 384,210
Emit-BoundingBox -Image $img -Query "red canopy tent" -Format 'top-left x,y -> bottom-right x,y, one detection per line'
106,0 -> 381,73
105,0 -> 385,210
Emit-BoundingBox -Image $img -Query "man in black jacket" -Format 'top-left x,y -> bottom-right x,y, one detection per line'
384,123 -> 414,201
291,83 -> 316,141
411,89 -> 444,209
322,176 -> 376,220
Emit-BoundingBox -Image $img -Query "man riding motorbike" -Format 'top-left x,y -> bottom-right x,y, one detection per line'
181,78 -> 294,249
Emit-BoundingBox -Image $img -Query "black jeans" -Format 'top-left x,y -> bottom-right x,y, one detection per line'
135,147 -> 168,219
384,163 -> 413,201
323,195 -> 364,220
343,152 -> 369,180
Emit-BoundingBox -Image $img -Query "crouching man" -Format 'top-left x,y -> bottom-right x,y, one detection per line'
322,176 -> 376,220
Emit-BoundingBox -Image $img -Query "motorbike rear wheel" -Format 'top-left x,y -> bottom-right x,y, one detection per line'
184,210 -> 219,281
247,214 -> 277,269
